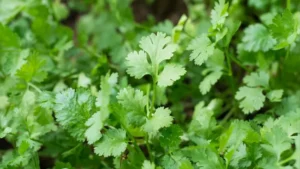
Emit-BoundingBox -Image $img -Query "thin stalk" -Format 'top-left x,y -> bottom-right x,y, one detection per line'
287,0 -> 291,10
225,48 -> 232,76
150,76 -> 157,115
229,54 -> 250,72
28,83 -> 42,93
285,46 -> 291,61
279,154 -> 294,165
146,84 -> 151,117
224,48 -> 236,91
219,107 -> 235,126
146,135 -> 154,162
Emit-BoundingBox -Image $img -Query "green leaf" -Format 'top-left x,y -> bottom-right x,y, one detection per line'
188,34 -> 215,66
142,160 -> 155,169
261,127 -> 291,160
84,111 -> 103,144
117,87 -> 147,126
160,125 -> 183,151
219,120 -> 260,154
96,73 -> 118,108
139,32 -> 177,66
235,87 -> 265,114
37,92 -> 55,109
126,50 -> 151,79
182,146 -> 225,169
267,89 -> 283,102
210,0 -> 229,30
16,53 -> 47,82
0,95 -> 9,109
269,10 -> 298,49
240,24 -> 276,52
54,88 -> 95,141
188,101 -> 217,139
142,107 -> 173,136
243,71 -> 269,88
158,64 -> 186,87
179,160 -> 193,169
53,0 -> 69,21
199,70 -> 222,94
94,128 -> 127,157
0,23 -> 20,49
0,0 -> 25,24
294,135 -> 300,168
77,72 -> 91,88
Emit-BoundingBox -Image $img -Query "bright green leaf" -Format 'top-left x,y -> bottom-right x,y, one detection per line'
188,34 -> 215,66
158,64 -> 186,87
94,128 -> 127,157
235,87 -> 265,114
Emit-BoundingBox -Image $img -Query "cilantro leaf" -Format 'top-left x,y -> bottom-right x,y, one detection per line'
139,32 -> 177,66
0,95 -> 9,109
267,89 -> 283,102
235,87 -> 265,114
243,71 -> 269,88
84,111 -> 103,144
94,128 -> 127,157
210,0 -> 229,30
241,24 -> 276,52
77,72 -> 91,88
54,88 -> 95,141
160,125 -> 183,151
16,53 -> 47,82
117,87 -> 147,126
142,160 -> 155,169
188,34 -> 215,66
126,51 -> 151,79
157,64 -> 186,87
200,70 -> 222,94
142,107 -> 173,136
96,73 -> 118,108
294,135 -> 300,168
269,10 -> 298,49
0,23 -> 20,49
182,146 -> 225,169
261,127 -> 291,160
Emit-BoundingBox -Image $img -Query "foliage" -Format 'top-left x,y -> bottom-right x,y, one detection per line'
0,0 -> 300,168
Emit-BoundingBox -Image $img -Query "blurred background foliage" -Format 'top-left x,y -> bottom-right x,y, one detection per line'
1,0 -> 300,168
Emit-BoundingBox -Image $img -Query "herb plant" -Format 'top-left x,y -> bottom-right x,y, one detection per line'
0,0 -> 300,169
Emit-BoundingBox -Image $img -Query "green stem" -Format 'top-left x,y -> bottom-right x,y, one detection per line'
287,0 -> 291,10
219,107 -> 235,126
229,54 -> 250,72
225,48 -> 232,76
146,84 -> 151,117
28,83 -> 42,93
279,154 -> 294,165
285,46 -> 290,61
150,76 -> 157,115
224,48 -> 236,91
146,135 -> 154,162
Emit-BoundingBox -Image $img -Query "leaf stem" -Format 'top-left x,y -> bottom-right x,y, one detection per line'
229,53 -> 250,72
224,47 -> 236,91
287,0 -> 291,10
151,76 -> 157,115
285,45 -> 291,61
219,107 -> 235,126
146,135 -> 154,162
279,154 -> 294,165
225,48 -> 232,76
28,82 -> 42,93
